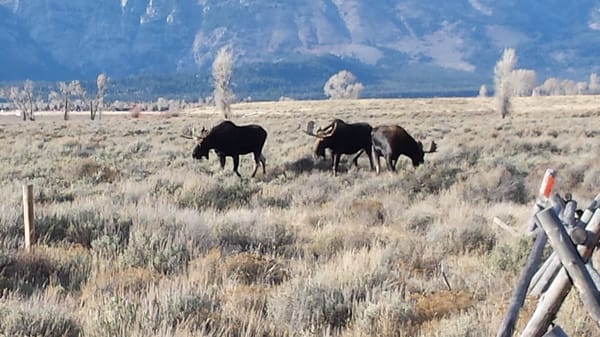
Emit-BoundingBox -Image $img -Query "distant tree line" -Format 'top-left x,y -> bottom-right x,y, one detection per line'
3,46 -> 600,121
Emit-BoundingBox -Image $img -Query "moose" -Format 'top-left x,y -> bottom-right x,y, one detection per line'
182,120 -> 267,178
304,118 -> 374,175
371,124 -> 437,174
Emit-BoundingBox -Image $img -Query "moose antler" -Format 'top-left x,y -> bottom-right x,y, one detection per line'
303,120 -> 337,138
181,127 -> 197,140
181,127 -> 209,141
302,120 -> 317,136
425,141 -> 437,153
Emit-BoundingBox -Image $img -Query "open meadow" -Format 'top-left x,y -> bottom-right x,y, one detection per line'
0,96 -> 599,336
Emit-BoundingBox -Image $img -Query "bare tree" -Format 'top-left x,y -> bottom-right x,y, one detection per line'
323,70 -> 364,99
588,73 -> 600,94
59,80 -> 85,120
576,81 -> 588,94
508,69 -> 536,96
212,46 -> 234,119
536,78 -> 562,96
535,78 -> 579,96
493,48 -> 517,118
478,85 -> 488,97
47,90 -> 60,111
562,79 -> 578,95
2,80 -> 36,121
91,73 -> 107,120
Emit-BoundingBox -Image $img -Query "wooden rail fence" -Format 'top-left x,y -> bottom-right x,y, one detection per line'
496,169 -> 600,337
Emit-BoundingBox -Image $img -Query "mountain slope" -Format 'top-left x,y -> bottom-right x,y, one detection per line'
2,0 -> 600,98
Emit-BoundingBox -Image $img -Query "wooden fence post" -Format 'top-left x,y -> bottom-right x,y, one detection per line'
520,209 -> 600,337
529,252 -> 561,296
496,229 -> 547,337
529,196 -> 600,296
496,169 -> 557,337
22,184 -> 34,251
542,325 -> 569,337
536,208 -> 600,322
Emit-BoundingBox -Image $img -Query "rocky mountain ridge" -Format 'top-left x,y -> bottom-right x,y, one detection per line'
1,0 -> 600,99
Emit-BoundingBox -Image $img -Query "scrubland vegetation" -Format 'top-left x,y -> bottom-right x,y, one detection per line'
0,96 -> 599,336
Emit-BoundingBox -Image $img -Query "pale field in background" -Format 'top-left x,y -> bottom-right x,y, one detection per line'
0,95 -> 598,336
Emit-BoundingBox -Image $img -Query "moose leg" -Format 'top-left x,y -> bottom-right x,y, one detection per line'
232,155 -> 242,178
251,152 -> 263,177
260,154 -> 266,175
386,155 -> 395,172
251,161 -> 259,178
332,154 -> 341,176
365,148 -> 375,171
352,150 -> 364,168
373,149 -> 381,175
218,154 -> 226,169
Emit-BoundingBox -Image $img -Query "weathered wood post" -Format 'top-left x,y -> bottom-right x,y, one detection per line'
529,195 -> 600,296
536,208 -> 600,322
496,169 -> 555,337
520,209 -> 600,337
22,184 -> 34,251
542,325 -> 569,337
529,252 -> 560,297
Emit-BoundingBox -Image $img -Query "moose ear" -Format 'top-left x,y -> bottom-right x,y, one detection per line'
199,127 -> 209,138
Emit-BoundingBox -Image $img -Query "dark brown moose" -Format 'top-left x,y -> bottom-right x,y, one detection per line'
304,119 -> 374,175
183,120 -> 267,178
371,124 -> 436,174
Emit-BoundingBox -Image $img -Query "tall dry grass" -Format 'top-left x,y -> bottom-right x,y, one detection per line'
0,95 -> 598,336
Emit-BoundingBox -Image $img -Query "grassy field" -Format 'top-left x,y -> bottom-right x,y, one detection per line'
0,95 -> 599,336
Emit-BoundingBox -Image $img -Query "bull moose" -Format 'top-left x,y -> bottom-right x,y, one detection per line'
304,119 -> 374,175
371,124 -> 437,174
183,120 -> 267,178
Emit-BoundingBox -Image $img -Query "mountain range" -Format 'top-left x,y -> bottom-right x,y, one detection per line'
1,0 -> 600,100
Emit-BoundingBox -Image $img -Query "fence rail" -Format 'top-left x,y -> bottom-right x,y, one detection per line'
496,169 -> 600,337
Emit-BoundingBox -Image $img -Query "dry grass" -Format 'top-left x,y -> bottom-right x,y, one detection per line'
0,95 -> 599,336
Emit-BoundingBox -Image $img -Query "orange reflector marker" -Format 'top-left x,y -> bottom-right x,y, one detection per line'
539,169 -> 556,200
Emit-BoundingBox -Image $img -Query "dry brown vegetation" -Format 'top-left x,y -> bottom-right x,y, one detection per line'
0,96 -> 599,336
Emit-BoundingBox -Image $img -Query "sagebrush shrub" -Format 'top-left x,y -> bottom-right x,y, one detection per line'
0,299 -> 81,337
356,291 -> 416,337
489,237 -> 532,273
427,212 -> 496,255
211,208 -> 296,255
123,230 -> 190,275
419,311 -> 489,337
268,281 -> 355,332
268,245 -> 408,334
459,163 -> 528,204
179,179 -> 260,211
0,246 -> 92,295
85,282 -> 218,337
81,267 -> 160,302
221,252 -> 288,285
70,158 -> 119,183
35,210 -> 132,248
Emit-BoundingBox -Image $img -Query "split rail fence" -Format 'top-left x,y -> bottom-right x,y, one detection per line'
496,169 -> 600,337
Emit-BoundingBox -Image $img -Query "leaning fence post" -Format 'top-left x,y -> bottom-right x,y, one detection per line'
496,169 -> 555,337
22,184 -> 35,251
536,208 -> 600,323
520,209 -> 600,337
529,196 -> 600,296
